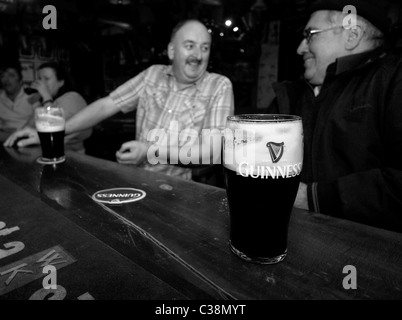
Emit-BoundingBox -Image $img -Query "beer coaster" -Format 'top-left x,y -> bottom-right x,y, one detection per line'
36,157 -> 66,165
92,188 -> 146,205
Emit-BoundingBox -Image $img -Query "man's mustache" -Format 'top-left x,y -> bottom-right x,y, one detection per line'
186,57 -> 202,64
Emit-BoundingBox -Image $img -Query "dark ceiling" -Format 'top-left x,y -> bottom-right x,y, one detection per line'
1,0 -> 401,92
0,0 -> 295,36
1,0 -> 297,64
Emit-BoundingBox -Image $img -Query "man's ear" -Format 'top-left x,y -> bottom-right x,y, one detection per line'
168,42 -> 174,61
345,25 -> 365,50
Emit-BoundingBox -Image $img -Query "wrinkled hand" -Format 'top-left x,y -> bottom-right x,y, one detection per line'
3,127 -> 40,148
293,182 -> 309,210
116,140 -> 150,165
31,79 -> 52,101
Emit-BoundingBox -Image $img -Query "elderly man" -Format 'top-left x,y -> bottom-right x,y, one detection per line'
0,62 -> 36,133
269,0 -> 402,232
5,19 -> 234,180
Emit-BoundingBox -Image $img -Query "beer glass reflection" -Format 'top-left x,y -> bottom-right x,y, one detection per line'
35,106 -> 66,165
223,114 -> 303,264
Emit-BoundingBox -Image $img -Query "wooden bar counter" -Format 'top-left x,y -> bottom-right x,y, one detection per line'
0,142 -> 401,300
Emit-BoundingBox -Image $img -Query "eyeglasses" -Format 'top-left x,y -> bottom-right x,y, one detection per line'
303,26 -> 344,44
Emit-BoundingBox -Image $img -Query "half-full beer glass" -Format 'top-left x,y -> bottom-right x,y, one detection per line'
223,114 -> 303,264
35,106 -> 66,165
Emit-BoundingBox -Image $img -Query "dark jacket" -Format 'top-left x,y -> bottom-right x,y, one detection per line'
268,49 -> 402,232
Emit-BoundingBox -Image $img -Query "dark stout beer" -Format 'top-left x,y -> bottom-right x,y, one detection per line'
224,167 -> 300,258
223,114 -> 303,264
37,130 -> 65,159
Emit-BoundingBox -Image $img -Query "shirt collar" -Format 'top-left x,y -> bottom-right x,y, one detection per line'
16,87 -> 26,100
164,65 -> 209,91
0,87 -> 26,102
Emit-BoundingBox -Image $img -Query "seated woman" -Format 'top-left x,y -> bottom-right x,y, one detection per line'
4,61 -> 92,153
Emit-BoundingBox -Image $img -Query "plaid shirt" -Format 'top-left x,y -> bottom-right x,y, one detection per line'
109,64 -> 234,179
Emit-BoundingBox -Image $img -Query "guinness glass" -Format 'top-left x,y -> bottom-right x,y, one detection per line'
35,105 -> 66,165
223,114 -> 303,264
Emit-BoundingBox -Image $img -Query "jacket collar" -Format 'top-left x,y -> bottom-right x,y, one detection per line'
327,48 -> 386,77
273,49 -> 388,100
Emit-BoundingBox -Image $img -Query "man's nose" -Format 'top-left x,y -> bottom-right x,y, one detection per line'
193,46 -> 202,59
296,39 -> 309,56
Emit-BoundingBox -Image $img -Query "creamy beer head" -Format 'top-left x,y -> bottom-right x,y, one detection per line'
35,107 -> 65,133
35,114 -> 65,132
223,114 -> 303,179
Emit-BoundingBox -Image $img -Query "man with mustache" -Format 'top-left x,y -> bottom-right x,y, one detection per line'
268,0 -> 402,232
5,19 -> 234,180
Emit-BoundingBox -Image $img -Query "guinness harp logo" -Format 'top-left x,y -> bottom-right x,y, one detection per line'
266,142 -> 285,163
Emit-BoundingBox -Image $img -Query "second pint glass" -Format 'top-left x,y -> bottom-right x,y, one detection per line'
35,105 -> 66,165
223,114 -> 303,264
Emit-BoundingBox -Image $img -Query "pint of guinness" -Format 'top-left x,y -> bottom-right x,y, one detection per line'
35,106 -> 66,165
223,114 -> 303,264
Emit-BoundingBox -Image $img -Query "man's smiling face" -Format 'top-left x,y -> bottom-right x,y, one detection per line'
169,21 -> 211,86
297,10 -> 347,85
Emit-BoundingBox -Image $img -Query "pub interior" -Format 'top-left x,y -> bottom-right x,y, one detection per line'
1,0 -> 402,163
2,0 -> 399,170
1,0 -> 402,303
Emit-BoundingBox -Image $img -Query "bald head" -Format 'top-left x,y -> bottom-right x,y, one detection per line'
170,19 -> 211,43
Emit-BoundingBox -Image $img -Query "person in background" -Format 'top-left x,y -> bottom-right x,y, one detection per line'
0,61 -> 36,133
5,61 -> 92,153
268,0 -> 402,232
5,19 -> 234,180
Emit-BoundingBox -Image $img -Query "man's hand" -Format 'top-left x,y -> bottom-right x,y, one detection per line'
294,182 -> 309,210
3,127 -> 40,148
116,140 -> 150,165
